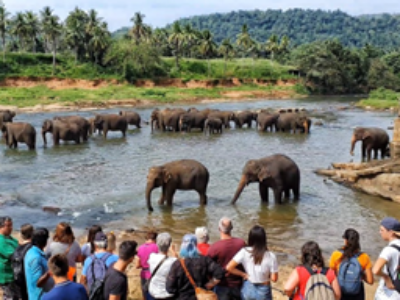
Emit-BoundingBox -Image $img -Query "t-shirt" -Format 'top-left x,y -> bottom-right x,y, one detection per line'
103,267 -> 128,300
45,241 -> 81,268
0,234 -> 18,284
137,242 -> 158,279
81,243 -> 92,258
233,247 -> 279,283
375,239 -> 400,299
293,266 -> 336,300
329,250 -> 372,272
82,252 -> 118,277
42,281 -> 88,300
148,253 -> 177,299
197,243 -> 210,256
207,237 -> 246,287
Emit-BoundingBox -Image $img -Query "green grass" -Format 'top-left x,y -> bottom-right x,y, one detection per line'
357,88 -> 400,109
0,84 -> 298,108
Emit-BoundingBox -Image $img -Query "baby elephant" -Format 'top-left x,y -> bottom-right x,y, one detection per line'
204,118 -> 223,134
1,122 -> 36,150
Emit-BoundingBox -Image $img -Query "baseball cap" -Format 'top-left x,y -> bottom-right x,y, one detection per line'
94,232 -> 107,242
381,217 -> 400,234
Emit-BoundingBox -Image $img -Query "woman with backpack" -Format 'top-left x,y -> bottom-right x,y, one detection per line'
284,241 -> 341,300
373,217 -> 400,300
226,225 -> 279,300
329,228 -> 374,300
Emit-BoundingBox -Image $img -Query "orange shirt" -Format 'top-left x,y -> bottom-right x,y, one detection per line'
329,250 -> 372,273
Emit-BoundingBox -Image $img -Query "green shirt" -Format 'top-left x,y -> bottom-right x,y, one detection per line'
0,234 -> 19,284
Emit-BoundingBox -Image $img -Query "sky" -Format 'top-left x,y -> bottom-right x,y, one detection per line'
4,0 -> 400,31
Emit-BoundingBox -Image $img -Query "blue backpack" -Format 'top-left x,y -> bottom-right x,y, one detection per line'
337,251 -> 363,295
87,253 -> 112,291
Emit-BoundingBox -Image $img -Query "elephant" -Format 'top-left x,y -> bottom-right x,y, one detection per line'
231,154 -> 300,204
93,114 -> 128,138
1,121 -> 36,150
53,116 -> 90,141
233,111 -> 257,128
42,119 -> 81,145
208,111 -> 234,128
179,111 -> 207,132
145,159 -> 209,211
151,108 -> 186,132
0,109 -> 16,123
204,118 -> 223,134
350,127 -> 390,161
257,112 -> 279,132
119,110 -> 141,129
187,107 -> 199,113
276,113 -> 312,133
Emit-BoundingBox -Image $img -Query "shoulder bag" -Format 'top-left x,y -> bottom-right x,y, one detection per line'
143,255 -> 169,293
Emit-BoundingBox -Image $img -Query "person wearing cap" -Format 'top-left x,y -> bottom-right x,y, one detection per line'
373,217 -> 400,299
80,232 -> 118,291
195,227 -> 210,256
329,228 -> 374,300
166,234 -> 224,300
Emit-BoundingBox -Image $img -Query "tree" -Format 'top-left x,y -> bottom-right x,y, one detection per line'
218,38 -> 235,76
11,12 -> 28,52
236,24 -> 253,57
199,30 -> 217,77
89,22 -> 110,64
182,24 -> 198,58
24,11 -> 40,52
168,21 -> 184,70
266,34 -> 279,61
40,6 -> 54,53
129,12 -> 150,44
0,3 -> 9,62
65,8 -> 88,63
42,14 -> 62,75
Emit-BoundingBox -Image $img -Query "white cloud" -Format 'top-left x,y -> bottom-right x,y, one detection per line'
4,0 -> 400,31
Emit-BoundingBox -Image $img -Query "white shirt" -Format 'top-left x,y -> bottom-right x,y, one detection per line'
375,239 -> 400,300
148,253 -> 177,299
233,247 -> 278,284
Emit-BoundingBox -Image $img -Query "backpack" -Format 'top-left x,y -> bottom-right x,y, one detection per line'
301,265 -> 335,300
337,251 -> 363,295
388,245 -> 400,293
87,253 -> 112,299
11,243 -> 32,298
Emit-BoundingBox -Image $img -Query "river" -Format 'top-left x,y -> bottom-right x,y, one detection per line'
0,97 -> 398,262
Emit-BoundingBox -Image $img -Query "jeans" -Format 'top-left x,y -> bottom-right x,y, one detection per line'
214,285 -> 241,300
241,280 -> 272,300
141,278 -> 155,300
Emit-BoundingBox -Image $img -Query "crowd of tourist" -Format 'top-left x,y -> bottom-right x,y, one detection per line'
1,215 -> 400,300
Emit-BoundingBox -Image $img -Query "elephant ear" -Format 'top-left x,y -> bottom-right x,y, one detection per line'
362,132 -> 372,140
164,171 -> 172,183
258,167 -> 271,182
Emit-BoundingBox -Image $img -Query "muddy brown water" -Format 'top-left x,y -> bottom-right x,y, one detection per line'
0,97 -> 398,263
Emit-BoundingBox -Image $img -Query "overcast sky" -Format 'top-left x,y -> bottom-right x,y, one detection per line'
4,0 -> 400,31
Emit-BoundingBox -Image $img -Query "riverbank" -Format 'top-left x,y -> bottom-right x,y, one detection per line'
356,88 -> 400,110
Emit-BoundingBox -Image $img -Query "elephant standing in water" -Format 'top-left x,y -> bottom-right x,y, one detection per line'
1,121 -> 36,150
276,112 -> 311,133
204,118 -> 223,134
231,154 -> 300,204
53,116 -> 90,141
145,159 -> 209,211
0,110 -> 16,122
42,119 -> 81,145
233,111 -> 257,128
350,127 -> 389,161
93,114 -> 128,138
151,108 -> 186,132
257,112 -> 279,132
119,110 -> 141,129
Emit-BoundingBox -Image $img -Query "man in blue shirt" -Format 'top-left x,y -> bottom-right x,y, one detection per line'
42,254 -> 87,300
24,228 -> 54,300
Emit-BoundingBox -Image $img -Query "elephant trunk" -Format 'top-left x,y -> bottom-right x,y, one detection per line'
350,134 -> 357,156
151,119 -> 156,133
303,120 -> 309,134
231,175 -> 247,204
146,184 -> 154,212
179,118 -> 183,132
42,130 -> 47,145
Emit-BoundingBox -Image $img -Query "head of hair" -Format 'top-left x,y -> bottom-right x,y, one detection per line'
87,225 -> 103,254
195,227 -> 209,244
146,231 -> 158,241
48,254 -> 69,277
106,232 -> 116,252
53,222 -> 74,244
180,234 -> 199,258
301,241 -> 325,268
342,228 -> 361,259
248,225 -> 268,265
32,228 -> 49,248
21,224 -> 34,240
0,216 -> 12,228
156,232 -> 172,253
218,217 -> 233,234
119,241 -> 137,261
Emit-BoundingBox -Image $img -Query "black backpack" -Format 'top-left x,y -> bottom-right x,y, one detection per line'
388,245 -> 400,293
11,243 -> 33,299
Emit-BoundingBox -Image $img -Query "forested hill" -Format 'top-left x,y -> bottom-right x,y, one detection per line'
164,9 -> 400,48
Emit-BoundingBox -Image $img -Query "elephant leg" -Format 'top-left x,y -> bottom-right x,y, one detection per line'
292,184 -> 300,200
122,129 -> 126,137
361,142 -> 367,160
158,187 -> 166,205
373,148 -> 379,160
165,187 -> 176,206
259,184 -> 269,203
284,189 -> 291,199
103,128 -> 108,139
381,146 -> 387,159
198,190 -> 207,205
366,145 -> 373,161
273,187 -> 283,203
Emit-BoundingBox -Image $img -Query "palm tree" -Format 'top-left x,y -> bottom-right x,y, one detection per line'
266,34 -> 279,61
25,11 -> 40,52
130,12 -> 150,44
42,14 -> 62,75
183,24 -> 198,58
279,35 -> 290,54
65,8 -> 88,63
40,6 -> 53,52
248,42 -> 261,76
89,23 -> 110,64
10,12 -> 28,52
168,21 -> 184,70
0,3 -> 9,62
236,24 -> 253,58
219,39 -> 235,76
199,30 -> 216,77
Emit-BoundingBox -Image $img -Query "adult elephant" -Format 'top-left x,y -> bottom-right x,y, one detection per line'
204,118 -> 223,134
257,112 -> 279,132
350,127 -> 389,161
119,110 -> 141,129
233,111 -> 257,128
42,119 -> 81,145
276,112 -> 311,133
53,116 -> 90,141
1,121 -> 36,150
208,111 -> 234,128
151,108 -> 185,132
231,154 -> 300,204
179,111 -> 207,132
0,110 -> 16,122
93,114 -> 128,138
145,159 -> 209,211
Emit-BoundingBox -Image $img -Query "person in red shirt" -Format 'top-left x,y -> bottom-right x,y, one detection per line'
207,217 -> 246,300
195,227 -> 210,256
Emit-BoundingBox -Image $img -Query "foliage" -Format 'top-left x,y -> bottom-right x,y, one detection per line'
357,88 -> 400,109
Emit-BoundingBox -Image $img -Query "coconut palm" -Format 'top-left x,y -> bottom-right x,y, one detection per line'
40,6 -> 54,52
89,23 -> 110,64
65,8 -> 88,63
42,14 -> 62,75
168,21 -> 184,70
183,24 -> 198,58
0,4 -> 9,62
219,38 -> 235,76
280,35 -> 290,54
199,30 -> 217,77
130,12 -> 150,44
266,34 -> 279,61
10,12 -> 28,52
25,11 -> 40,52
236,24 -> 253,57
